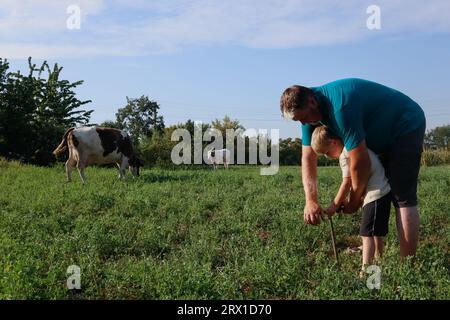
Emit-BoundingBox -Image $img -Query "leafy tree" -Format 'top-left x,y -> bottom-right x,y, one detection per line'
211,115 -> 244,136
31,59 -> 92,164
0,58 -> 36,160
0,57 -> 92,165
279,137 -> 302,165
116,95 -> 164,143
174,119 -> 211,139
99,120 -> 122,129
424,125 -> 450,150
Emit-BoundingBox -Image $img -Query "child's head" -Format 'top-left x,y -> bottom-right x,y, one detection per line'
311,126 -> 344,159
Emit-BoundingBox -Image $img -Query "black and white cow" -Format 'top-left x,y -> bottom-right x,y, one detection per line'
53,126 -> 142,183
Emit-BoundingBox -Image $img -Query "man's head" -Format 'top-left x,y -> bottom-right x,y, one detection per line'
280,85 -> 322,124
311,126 -> 343,159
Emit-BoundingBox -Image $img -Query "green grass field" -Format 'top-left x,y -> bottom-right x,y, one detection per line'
0,162 -> 449,299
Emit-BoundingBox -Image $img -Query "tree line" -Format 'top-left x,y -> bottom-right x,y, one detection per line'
1,58 -> 449,167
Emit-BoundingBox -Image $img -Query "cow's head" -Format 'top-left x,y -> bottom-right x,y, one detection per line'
129,155 -> 144,177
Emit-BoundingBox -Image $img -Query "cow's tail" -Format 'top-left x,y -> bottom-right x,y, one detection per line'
53,128 -> 75,156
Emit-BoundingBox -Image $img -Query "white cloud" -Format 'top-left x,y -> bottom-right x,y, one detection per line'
0,0 -> 104,37
0,42 -> 137,59
0,0 -> 449,59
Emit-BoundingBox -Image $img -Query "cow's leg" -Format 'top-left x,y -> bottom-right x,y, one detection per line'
77,167 -> 87,184
118,158 -> 127,179
76,160 -> 87,184
224,161 -> 228,169
116,163 -> 125,179
65,158 -> 76,182
116,163 -> 121,178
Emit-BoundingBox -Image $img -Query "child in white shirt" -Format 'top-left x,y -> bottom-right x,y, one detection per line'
311,126 -> 392,272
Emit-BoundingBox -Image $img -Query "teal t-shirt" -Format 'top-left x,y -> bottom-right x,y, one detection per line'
301,78 -> 425,154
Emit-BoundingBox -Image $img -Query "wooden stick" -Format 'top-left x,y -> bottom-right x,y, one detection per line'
328,216 -> 340,269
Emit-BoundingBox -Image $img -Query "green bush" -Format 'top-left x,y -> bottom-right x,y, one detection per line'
139,132 -> 176,168
421,149 -> 450,166
0,157 -> 22,168
316,155 -> 339,167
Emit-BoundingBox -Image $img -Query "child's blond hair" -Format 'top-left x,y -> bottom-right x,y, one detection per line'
311,126 -> 339,153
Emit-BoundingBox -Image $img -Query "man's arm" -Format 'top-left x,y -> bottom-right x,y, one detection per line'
343,140 -> 371,213
302,145 -> 323,225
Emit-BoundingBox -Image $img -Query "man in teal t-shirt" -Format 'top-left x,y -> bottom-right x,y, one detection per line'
280,78 -> 426,258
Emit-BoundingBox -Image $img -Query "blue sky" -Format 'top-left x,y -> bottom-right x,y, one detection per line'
1,0 -> 450,138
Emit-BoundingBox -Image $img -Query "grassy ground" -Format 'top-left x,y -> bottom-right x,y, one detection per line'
0,163 -> 449,299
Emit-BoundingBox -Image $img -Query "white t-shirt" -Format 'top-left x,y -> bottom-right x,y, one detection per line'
339,148 -> 391,207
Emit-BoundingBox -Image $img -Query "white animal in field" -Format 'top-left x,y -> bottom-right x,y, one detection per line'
207,148 -> 230,169
53,126 -> 143,183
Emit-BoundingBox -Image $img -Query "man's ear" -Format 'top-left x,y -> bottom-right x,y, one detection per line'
308,95 -> 317,107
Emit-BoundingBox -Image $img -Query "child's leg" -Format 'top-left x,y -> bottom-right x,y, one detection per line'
360,194 -> 391,271
361,236 -> 375,269
374,237 -> 384,260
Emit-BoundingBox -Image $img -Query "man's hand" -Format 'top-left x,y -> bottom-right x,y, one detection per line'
304,201 -> 323,225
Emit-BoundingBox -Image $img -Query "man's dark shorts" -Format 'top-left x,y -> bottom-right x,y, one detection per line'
360,193 -> 391,237
380,122 -> 426,208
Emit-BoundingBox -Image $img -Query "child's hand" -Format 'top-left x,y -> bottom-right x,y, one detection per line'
341,198 -> 360,214
338,199 -> 349,213
326,203 -> 338,217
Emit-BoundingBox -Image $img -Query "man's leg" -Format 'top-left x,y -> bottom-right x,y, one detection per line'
384,122 -> 425,260
396,206 -> 420,258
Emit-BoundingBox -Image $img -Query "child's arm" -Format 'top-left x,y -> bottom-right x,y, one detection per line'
326,177 -> 352,216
